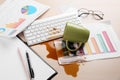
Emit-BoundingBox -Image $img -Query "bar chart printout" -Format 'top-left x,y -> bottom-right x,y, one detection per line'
84,31 -> 116,55
54,23 -> 120,64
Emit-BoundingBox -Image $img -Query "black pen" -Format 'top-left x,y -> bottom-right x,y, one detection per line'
26,52 -> 35,79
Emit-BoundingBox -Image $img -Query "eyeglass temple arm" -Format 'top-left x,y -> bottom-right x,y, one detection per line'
78,13 -> 89,17
94,13 -> 104,20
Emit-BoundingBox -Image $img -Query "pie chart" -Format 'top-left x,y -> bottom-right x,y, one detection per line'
0,28 -> 6,33
21,5 -> 37,15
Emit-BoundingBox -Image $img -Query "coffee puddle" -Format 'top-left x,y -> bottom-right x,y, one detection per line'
44,41 -> 80,77
43,41 -> 58,60
62,63 -> 80,77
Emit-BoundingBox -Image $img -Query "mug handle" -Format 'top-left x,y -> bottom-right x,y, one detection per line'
66,40 -> 82,51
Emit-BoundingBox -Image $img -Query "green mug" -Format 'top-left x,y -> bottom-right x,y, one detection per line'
63,22 -> 90,51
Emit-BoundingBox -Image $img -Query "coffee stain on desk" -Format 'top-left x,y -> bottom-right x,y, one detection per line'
62,63 -> 80,77
43,41 -> 80,77
43,41 -> 58,60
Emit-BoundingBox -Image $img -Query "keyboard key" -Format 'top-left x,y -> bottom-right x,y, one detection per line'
47,33 -> 63,40
24,12 -> 80,45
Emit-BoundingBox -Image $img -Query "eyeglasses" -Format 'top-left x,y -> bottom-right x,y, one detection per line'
78,8 -> 104,20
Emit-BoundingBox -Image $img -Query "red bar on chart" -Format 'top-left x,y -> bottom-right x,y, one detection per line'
102,31 -> 116,52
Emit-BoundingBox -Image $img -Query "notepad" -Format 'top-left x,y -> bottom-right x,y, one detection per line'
0,37 -> 57,80
0,0 -> 49,37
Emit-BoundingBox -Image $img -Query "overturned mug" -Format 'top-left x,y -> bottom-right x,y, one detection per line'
63,22 -> 90,51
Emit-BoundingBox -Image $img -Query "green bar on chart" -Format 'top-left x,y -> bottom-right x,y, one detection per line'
94,36 -> 104,53
97,34 -> 108,52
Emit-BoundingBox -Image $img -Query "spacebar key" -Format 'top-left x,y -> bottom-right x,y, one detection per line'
47,33 -> 63,40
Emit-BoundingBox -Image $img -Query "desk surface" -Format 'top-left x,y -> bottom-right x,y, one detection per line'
1,0 -> 120,80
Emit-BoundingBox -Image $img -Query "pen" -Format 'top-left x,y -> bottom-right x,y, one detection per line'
26,52 -> 35,79
17,48 -> 31,80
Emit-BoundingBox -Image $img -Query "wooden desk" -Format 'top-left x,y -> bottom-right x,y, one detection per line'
1,0 -> 120,80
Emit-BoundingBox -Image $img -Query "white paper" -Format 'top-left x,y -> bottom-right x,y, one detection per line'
0,0 -> 49,37
82,22 -> 120,61
0,37 -> 56,80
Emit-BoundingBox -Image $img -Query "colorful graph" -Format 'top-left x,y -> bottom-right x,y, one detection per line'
21,5 -> 37,15
5,18 -> 25,28
8,30 -> 17,36
0,28 -> 6,33
83,31 -> 116,55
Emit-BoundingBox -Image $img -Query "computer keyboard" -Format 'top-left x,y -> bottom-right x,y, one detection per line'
24,12 -> 80,45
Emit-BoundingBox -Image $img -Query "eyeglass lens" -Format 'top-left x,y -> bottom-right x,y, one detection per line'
93,11 -> 104,20
78,8 -> 89,18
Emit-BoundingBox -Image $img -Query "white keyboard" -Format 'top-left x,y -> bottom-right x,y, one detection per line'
24,12 -> 80,45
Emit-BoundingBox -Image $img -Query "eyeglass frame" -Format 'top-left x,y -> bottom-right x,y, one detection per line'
78,8 -> 104,20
